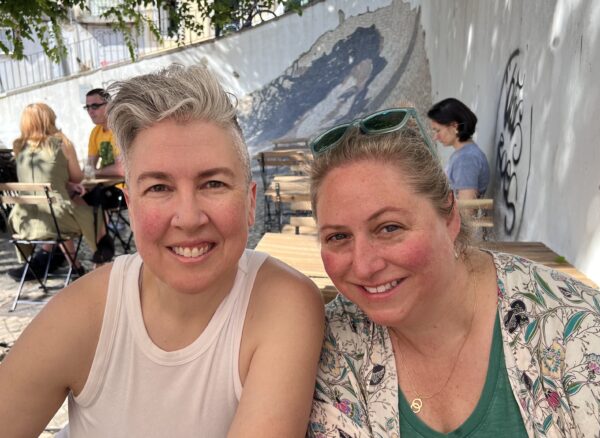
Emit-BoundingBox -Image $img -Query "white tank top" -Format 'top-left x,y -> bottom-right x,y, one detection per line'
63,249 -> 268,437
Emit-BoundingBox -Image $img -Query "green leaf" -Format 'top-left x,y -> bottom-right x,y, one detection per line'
522,292 -> 546,308
563,311 -> 588,341
533,377 -> 540,397
543,414 -> 553,433
543,376 -> 557,389
534,270 -> 559,301
593,295 -> 600,314
524,319 -> 539,343
566,381 -> 584,396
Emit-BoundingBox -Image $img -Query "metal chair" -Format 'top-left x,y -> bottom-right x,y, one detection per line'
0,182 -> 83,311
255,149 -> 311,231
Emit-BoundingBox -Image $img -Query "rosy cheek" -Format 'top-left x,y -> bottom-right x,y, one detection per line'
395,237 -> 435,273
321,250 -> 347,281
130,205 -> 166,241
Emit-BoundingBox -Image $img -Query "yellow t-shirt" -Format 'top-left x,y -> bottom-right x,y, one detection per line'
88,126 -> 120,169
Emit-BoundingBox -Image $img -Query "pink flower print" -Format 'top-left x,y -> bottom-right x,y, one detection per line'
545,390 -> 560,411
586,353 -> 600,380
335,399 -> 352,416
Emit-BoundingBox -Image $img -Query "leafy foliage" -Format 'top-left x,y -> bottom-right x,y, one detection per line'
0,0 -> 303,62
0,0 -> 87,61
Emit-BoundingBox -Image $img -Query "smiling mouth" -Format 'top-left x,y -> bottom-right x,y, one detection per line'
363,279 -> 401,294
170,243 -> 214,258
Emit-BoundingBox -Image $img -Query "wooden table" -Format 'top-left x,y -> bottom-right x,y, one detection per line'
264,175 -> 310,203
480,241 -> 597,287
255,233 -> 337,301
255,234 -> 597,302
81,177 -> 124,189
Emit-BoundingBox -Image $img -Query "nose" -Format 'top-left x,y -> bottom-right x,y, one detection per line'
171,191 -> 210,230
351,235 -> 386,281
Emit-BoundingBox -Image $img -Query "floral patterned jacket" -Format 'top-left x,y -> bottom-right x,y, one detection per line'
308,252 -> 600,437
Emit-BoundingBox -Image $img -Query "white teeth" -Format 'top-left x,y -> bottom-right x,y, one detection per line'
364,279 -> 400,294
172,245 -> 210,258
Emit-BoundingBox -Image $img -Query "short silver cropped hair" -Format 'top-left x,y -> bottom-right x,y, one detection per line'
107,63 -> 250,183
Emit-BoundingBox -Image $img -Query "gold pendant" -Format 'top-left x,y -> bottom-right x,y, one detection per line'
410,398 -> 423,414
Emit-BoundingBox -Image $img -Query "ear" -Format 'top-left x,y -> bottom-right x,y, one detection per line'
122,185 -> 135,233
446,191 -> 461,240
247,181 -> 257,228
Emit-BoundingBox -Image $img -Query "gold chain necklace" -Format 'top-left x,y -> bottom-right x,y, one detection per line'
393,276 -> 478,415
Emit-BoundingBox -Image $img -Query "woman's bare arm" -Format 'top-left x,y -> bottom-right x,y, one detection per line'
0,268 -> 109,436
228,257 -> 325,438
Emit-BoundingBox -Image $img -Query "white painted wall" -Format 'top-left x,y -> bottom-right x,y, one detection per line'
0,0 -> 392,158
415,0 -> 600,285
1,0 -> 597,285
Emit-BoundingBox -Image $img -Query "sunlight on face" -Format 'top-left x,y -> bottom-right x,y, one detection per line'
316,160 -> 458,327
125,119 -> 256,296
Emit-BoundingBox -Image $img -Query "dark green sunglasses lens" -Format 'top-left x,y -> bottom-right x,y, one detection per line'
362,110 -> 408,132
312,125 -> 349,154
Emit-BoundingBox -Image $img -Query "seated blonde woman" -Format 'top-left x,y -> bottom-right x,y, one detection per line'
0,65 -> 324,437
7,103 -> 112,280
307,108 -> 600,437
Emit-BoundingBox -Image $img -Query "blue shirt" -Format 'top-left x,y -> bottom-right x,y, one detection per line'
445,143 -> 490,197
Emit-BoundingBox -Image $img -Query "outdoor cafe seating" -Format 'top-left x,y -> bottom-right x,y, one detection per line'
0,182 -> 84,311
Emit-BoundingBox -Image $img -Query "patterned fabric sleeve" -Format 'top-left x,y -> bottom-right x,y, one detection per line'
309,296 -> 400,438
495,252 -> 600,437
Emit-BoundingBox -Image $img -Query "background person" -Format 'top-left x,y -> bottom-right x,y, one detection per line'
427,98 -> 489,200
84,88 -> 124,177
6,103 -> 110,280
0,64 -> 324,437
307,108 -> 600,437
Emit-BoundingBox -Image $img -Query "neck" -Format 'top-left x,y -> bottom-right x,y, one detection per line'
140,264 -> 234,321
452,138 -> 471,150
389,255 -> 478,357
139,264 -> 236,351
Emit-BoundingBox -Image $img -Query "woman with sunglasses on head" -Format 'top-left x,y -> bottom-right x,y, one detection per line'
0,65 -> 324,437
307,108 -> 600,437
427,98 -> 489,200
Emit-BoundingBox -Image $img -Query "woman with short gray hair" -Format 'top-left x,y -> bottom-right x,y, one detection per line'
0,64 -> 324,437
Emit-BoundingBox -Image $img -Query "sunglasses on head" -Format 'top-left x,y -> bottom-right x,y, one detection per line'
310,108 -> 435,157
83,102 -> 107,111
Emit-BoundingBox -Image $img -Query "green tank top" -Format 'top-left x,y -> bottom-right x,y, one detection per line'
398,315 -> 529,437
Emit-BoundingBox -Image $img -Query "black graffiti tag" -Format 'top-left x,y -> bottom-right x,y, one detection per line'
497,49 -> 524,234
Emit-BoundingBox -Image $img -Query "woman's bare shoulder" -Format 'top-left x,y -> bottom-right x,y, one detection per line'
253,255 -> 324,307
0,263 -> 114,433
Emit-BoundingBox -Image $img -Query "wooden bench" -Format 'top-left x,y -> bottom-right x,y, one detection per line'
255,150 -> 312,231
458,198 -> 494,228
272,137 -> 310,150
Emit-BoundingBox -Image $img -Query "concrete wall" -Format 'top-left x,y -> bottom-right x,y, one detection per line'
416,0 -> 600,285
0,0 -> 392,158
1,0 -> 597,285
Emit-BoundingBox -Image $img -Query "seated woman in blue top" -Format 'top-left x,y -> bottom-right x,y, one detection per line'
427,98 -> 490,200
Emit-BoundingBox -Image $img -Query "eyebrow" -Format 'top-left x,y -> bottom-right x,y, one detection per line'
136,167 -> 236,184
318,206 -> 411,232
367,206 -> 410,221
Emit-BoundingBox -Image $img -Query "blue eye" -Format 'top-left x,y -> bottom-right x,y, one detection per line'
148,184 -> 169,193
206,180 -> 225,188
326,233 -> 348,242
382,224 -> 399,233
